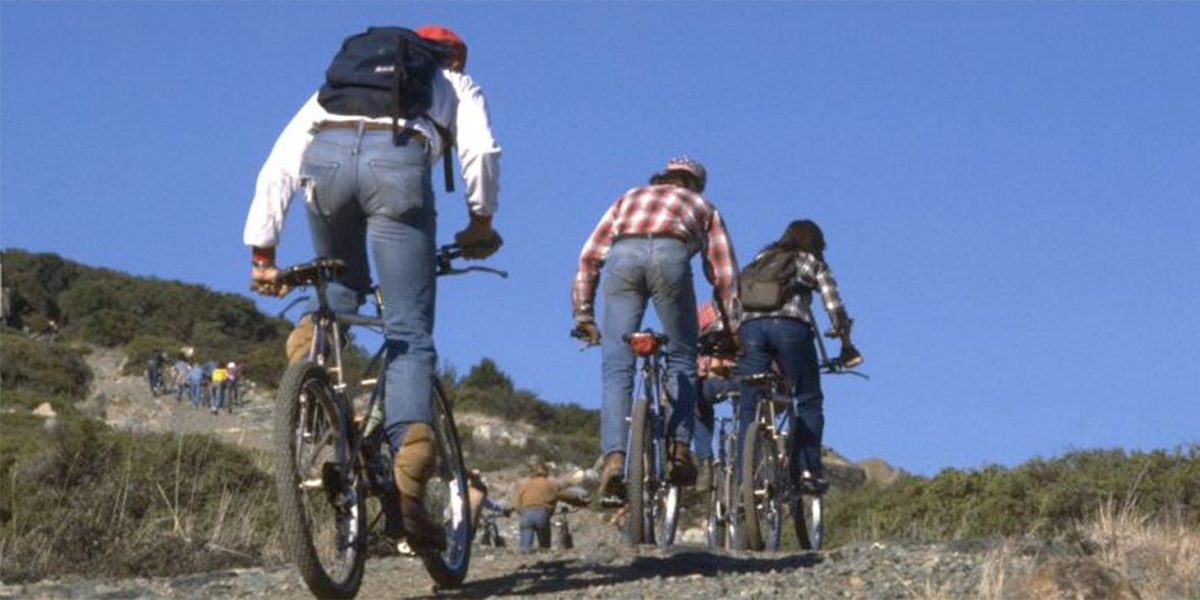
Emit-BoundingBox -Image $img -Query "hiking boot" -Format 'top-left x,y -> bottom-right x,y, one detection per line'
668,442 -> 697,486
695,458 -> 714,493
599,451 -> 626,500
392,423 -> 446,552
286,315 -> 314,364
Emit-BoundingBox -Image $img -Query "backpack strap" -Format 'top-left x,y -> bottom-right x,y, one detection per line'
435,123 -> 455,192
391,34 -> 408,147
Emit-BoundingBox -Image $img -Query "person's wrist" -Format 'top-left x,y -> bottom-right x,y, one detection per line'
251,246 -> 276,268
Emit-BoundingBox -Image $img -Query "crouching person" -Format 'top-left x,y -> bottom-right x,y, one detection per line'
515,464 -> 588,552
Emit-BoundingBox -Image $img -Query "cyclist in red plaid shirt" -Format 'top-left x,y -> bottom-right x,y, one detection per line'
571,156 -> 740,501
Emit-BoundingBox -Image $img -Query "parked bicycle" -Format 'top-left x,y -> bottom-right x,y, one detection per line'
477,511 -> 506,548
553,505 -> 577,550
270,245 -> 506,597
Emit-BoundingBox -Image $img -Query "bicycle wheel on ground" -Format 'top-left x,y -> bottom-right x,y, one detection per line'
418,379 -> 472,589
740,424 -> 784,552
792,491 -> 824,550
705,476 -> 726,549
625,397 -> 653,545
274,361 -> 366,599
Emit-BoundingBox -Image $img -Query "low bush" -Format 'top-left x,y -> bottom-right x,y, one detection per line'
0,418 -> 281,583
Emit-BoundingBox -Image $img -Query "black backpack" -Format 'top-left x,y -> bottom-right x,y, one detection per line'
738,248 -> 798,312
317,27 -> 456,190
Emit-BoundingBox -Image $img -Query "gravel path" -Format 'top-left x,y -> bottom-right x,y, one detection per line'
0,536 -> 1066,600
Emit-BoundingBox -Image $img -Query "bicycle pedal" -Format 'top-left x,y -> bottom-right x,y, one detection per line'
396,539 -> 417,557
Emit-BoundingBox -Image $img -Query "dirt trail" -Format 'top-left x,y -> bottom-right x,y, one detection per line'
83,347 -> 275,453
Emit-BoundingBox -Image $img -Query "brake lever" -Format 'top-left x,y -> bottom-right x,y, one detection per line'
441,265 -> 509,278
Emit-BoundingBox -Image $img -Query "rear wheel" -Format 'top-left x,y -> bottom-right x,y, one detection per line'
274,361 -> 366,599
792,491 -> 824,550
418,380 -> 472,588
740,424 -> 783,552
626,397 -> 652,545
705,470 -> 727,549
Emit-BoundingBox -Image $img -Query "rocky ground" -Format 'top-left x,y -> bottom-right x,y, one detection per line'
4,348 -> 1145,599
1,534 -> 1111,600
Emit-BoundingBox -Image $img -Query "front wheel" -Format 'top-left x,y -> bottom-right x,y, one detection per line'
418,379 -> 472,588
274,361 -> 366,599
740,424 -> 783,552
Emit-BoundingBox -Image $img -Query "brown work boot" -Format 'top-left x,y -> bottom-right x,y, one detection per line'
286,315 -> 314,364
668,441 -> 697,486
392,423 -> 446,552
599,451 -> 626,500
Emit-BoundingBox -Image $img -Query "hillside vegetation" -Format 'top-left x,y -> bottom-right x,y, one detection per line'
2,249 -> 1197,588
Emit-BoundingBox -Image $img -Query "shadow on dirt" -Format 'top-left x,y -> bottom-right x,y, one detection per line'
420,549 -> 821,598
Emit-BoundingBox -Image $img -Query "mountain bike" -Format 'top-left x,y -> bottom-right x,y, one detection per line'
477,511 -> 506,548
553,505 -> 576,550
270,245 -> 506,598
739,327 -> 869,552
622,329 -> 682,547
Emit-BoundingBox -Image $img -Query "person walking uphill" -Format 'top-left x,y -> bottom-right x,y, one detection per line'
243,24 -> 503,552
571,157 -> 740,502
514,464 -> 587,552
735,219 -> 862,493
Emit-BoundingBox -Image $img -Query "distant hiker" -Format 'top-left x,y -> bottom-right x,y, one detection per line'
734,219 -> 862,494
146,351 -> 164,395
173,359 -> 191,402
467,469 -> 511,534
225,361 -> 240,406
571,156 -> 740,501
210,364 -> 228,414
188,364 -> 205,409
692,300 -> 739,492
244,24 -> 503,552
514,464 -> 587,552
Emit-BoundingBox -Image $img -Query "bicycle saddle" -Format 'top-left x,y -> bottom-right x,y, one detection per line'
275,258 -> 348,288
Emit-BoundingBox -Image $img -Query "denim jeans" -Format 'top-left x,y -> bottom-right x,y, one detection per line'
735,318 -> 825,479
599,237 -> 698,457
301,127 -> 437,452
210,381 -> 225,411
519,507 -> 552,551
693,376 -> 737,462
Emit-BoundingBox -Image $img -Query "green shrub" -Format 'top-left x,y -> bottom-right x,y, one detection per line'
0,330 -> 90,400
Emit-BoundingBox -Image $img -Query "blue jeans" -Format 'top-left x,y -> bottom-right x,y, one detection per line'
189,380 -> 203,408
210,381 -> 225,411
735,318 -> 825,479
519,507 -> 552,551
599,237 -> 698,457
693,376 -> 737,462
301,127 -> 437,452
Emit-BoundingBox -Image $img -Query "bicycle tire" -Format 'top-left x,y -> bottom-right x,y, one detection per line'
418,379 -> 472,589
274,361 -> 366,599
792,491 -> 824,550
706,477 -> 726,549
626,397 -> 652,545
740,424 -> 783,552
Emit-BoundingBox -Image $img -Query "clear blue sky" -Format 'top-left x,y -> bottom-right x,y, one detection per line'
3,2 -> 1198,476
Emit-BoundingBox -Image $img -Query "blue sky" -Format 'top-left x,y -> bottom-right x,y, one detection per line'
2,2 -> 1198,476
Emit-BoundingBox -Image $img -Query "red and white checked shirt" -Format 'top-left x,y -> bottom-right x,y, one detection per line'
572,184 -> 739,320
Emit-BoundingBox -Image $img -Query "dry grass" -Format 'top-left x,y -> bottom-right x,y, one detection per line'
1081,497 -> 1200,599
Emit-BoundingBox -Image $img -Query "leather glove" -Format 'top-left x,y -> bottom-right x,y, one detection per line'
249,264 -> 290,298
454,215 -> 503,259
572,320 -> 601,345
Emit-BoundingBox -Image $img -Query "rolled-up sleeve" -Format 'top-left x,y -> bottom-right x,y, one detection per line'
442,71 -> 501,217
243,93 -> 322,248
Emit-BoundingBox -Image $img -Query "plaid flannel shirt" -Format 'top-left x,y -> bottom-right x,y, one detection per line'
572,184 -> 739,320
743,250 -> 849,331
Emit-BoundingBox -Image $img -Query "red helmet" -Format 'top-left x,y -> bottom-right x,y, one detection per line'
416,25 -> 468,71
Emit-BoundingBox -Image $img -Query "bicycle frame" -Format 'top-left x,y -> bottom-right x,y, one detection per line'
625,336 -> 671,484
